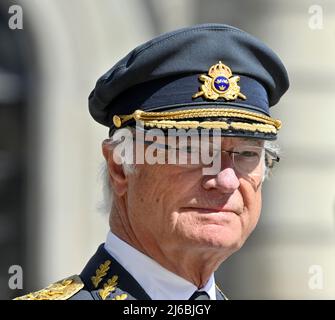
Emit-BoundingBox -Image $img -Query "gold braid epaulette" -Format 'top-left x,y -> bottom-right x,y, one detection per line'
112,108 -> 282,134
13,275 -> 84,300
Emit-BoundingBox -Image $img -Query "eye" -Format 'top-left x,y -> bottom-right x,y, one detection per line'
240,151 -> 259,158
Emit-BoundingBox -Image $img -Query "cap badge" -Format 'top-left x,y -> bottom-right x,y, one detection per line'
193,61 -> 246,101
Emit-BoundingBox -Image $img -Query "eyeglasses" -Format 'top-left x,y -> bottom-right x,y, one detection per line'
140,140 -> 280,178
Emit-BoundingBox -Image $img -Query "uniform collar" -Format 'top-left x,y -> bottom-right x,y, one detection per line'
104,231 -> 217,300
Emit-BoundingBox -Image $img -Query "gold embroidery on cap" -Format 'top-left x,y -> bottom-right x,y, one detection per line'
141,119 -> 276,134
192,61 -> 246,101
114,108 -> 281,132
113,115 -> 122,128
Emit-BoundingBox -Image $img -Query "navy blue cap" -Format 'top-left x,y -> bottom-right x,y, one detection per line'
89,23 -> 289,139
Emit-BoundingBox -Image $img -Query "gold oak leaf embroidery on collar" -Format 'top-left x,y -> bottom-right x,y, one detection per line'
91,260 -> 111,288
99,275 -> 119,300
112,294 -> 128,300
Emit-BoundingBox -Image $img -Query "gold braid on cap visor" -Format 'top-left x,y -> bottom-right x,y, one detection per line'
112,108 -> 282,134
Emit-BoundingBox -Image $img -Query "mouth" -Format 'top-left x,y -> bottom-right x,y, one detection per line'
182,207 -> 241,215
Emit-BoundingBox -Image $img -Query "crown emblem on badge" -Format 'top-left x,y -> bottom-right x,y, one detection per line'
192,61 -> 246,101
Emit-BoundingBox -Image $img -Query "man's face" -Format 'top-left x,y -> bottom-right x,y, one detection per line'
120,136 -> 264,260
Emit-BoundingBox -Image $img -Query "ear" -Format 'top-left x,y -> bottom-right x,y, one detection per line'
102,140 -> 128,196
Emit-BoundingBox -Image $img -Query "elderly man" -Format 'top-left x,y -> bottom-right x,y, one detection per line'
16,23 -> 288,300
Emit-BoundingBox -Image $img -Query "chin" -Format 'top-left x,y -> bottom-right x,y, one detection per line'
189,224 -> 245,251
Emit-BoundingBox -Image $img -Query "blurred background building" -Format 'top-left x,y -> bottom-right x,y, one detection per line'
0,0 -> 334,299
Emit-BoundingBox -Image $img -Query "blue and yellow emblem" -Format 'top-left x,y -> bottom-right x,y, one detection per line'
193,61 -> 247,101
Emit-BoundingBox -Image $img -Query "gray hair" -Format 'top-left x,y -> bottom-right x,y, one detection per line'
98,128 -> 136,214
97,129 -> 280,214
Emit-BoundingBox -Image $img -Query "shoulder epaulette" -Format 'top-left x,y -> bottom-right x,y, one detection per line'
14,275 -> 84,300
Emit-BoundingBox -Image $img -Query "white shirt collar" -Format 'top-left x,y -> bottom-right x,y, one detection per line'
104,231 -> 217,300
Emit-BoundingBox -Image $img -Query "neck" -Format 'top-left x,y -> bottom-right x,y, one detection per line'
147,247 -> 224,288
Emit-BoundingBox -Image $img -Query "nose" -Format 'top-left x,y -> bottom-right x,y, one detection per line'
202,167 -> 240,194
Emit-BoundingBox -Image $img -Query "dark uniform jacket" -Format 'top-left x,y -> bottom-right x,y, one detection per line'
15,244 -> 227,300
